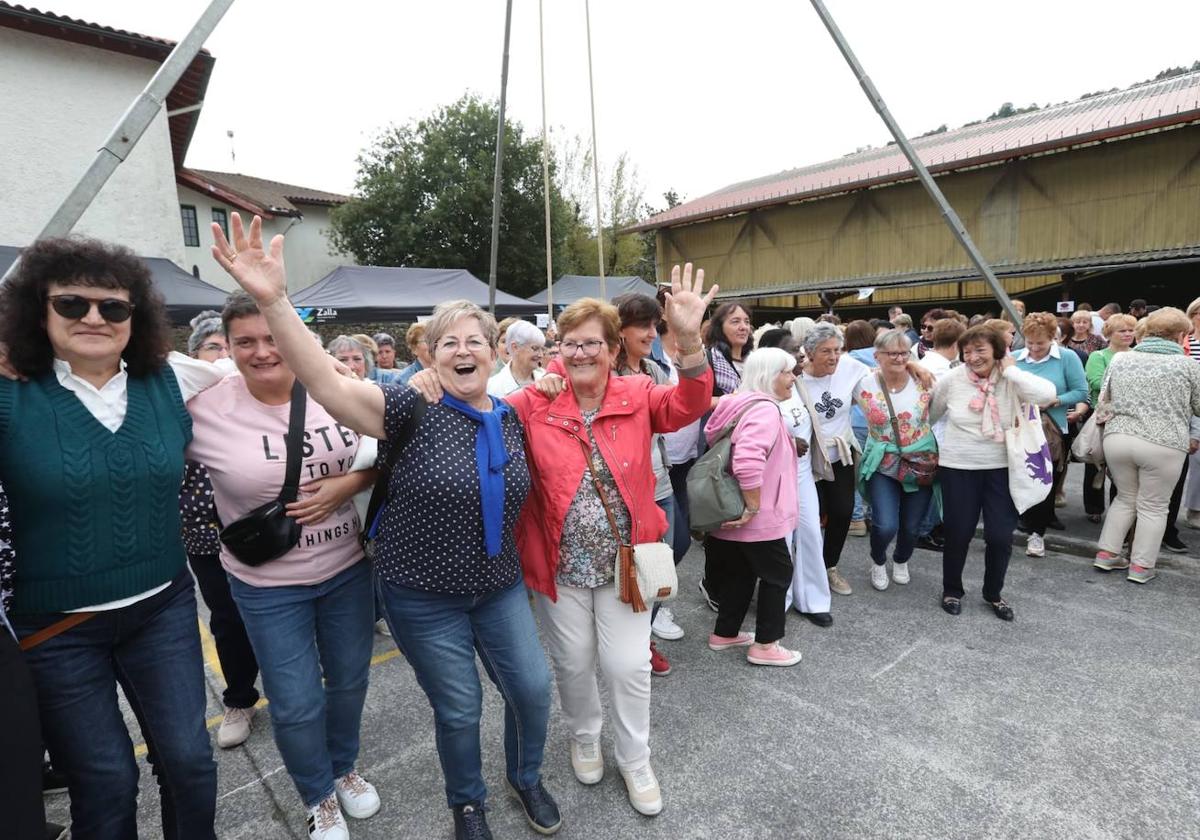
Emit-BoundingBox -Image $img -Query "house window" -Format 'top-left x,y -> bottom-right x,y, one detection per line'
212,208 -> 229,240
180,205 -> 199,247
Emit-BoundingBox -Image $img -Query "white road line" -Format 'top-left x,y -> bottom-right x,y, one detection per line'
871,642 -> 921,679
217,764 -> 287,802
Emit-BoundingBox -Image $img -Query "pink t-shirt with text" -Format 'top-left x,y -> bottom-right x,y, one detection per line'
186,375 -> 363,587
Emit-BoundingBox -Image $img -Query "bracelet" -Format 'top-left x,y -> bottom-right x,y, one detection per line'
744,507 -> 759,515
677,343 -> 703,356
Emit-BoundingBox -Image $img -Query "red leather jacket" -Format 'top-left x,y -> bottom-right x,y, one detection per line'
506,366 -> 712,599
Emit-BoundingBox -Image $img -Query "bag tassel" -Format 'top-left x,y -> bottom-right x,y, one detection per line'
619,545 -> 648,612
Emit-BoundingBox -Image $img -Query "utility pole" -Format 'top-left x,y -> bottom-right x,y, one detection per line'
487,0 -> 515,314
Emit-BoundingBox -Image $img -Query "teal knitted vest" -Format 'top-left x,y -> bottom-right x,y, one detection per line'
0,367 -> 192,613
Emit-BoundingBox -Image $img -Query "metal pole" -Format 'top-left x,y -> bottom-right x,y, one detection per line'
1,0 -> 236,283
583,0 -> 606,298
807,0 -> 1022,324
538,0 -> 554,322
487,0 -> 515,315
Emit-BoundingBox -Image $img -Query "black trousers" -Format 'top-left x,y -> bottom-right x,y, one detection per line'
1082,462 -> 1107,515
0,628 -> 47,840
816,459 -> 857,568
941,467 -> 1018,603
707,535 -> 793,644
188,553 -> 260,709
1164,459 -> 1188,542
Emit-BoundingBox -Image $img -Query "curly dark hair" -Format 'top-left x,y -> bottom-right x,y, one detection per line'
0,237 -> 172,377
704,301 -> 754,362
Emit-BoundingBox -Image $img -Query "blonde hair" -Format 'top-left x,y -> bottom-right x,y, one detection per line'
423,300 -> 499,351
405,322 -> 427,350
556,297 -> 620,348
1140,307 -> 1191,341
1186,297 -> 1200,320
1021,312 -> 1059,341
1101,313 -> 1136,339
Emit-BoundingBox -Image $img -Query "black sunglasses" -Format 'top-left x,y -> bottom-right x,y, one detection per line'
48,294 -> 135,323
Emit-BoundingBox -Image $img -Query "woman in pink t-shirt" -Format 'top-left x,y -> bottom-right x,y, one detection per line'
186,292 -> 381,838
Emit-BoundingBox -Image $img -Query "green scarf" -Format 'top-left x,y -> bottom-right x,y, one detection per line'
1133,337 -> 1184,356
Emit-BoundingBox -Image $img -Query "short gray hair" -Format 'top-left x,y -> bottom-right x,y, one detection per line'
739,347 -> 795,396
424,299 -> 499,352
504,320 -> 545,353
803,322 -> 843,357
372,332 -> 395,348
873,328 -> 911,353
326,335 -> 367,357
187,310 -> 223,354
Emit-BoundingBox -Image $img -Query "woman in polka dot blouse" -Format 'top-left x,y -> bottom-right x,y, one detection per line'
212,213 -> 559,839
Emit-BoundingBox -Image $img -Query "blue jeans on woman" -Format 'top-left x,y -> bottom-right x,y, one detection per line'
867,472 -> 933,566
12,570 -> 217,840
228,559 -> 374,808
376,574 -> 551,809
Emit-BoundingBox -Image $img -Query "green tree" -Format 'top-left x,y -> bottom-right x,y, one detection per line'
329,94 -> 570,299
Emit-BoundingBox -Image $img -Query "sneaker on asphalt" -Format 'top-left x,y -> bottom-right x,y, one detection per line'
374,618 -> 392,636
848,519 -> 867,537
1093,551 -> 1130,571
335,770 -> 380,819
827,567 -> 852,596
697,579 -> 719,612
570,739 -> 604,785
1162,534 -> 1188,554
870,563 -> 889,591
307,794 -> 349,840
1026,534 -> 1045,557
620,763 -> 663,816
892,562 -> 910,585
452,802 -> 493,840
916,534 -> 944,552
649,641 -> 671,676
746,642 -> 802,667
707,631 -> 754,651
1127,564 -> 1157,584
651,607 -> 684,641
216,704 -> 255,749
506,779 -> 562,835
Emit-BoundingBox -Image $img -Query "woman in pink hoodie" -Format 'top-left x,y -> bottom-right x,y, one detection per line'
703,347 -> 802,667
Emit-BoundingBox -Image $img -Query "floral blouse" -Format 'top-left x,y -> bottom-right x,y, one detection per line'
556,409 -> 632,589
854,374 -> 934,477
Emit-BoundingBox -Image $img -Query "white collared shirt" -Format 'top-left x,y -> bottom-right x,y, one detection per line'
54,352 -> 234,611
486,361 -> 544,398
1014,343 -> 1061,365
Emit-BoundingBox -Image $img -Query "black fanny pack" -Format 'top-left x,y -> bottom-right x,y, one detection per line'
219,380 -> 307,566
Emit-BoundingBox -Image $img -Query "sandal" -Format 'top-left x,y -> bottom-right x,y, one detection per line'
986,598 -> 1014,622
941,596 -> 961,616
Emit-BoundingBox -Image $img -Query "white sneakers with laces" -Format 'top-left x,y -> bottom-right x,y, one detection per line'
892,562 -> 910,585
334,770 -> 381,819
307,794 -> 349,840
571,739 -> 604,784
870,563 -> 889,591
620,762 -> 663,815
651,606 -> 684,640
1026,534 -> 1045,557
216,705 -> 255,749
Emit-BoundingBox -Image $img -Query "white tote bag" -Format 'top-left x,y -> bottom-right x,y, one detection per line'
1005,395 -> 1054,514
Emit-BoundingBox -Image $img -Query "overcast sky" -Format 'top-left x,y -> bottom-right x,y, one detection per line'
48,1 -> 1200,213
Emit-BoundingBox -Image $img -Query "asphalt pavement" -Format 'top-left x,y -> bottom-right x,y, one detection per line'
43,504 -> 1200,840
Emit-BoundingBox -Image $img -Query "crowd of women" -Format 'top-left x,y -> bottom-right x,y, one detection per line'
2,211 -> 1199,840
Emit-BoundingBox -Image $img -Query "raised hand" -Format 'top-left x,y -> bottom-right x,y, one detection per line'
662,263 -> 718,346
211,212 -> 288,305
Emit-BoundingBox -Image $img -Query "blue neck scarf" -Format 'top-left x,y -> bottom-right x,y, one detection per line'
440,393 -> 512,558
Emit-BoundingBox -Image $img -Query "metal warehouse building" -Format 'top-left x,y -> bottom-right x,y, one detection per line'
631,70 -> 1200,316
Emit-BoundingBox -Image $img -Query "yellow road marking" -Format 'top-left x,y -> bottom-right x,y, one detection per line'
131,643 -> 402,758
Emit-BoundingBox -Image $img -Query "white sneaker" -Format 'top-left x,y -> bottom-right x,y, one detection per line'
307,794 -> 349,840
1026,534 -> 1045,557
374,619 -> 392,637
571,739 -> 604,784
651,607 -> 684,641
334,770 -> 380,819
620,763 -> 663,816
870,564 -> 889,591
216,705 -> 255,749
892,562 -> 910,585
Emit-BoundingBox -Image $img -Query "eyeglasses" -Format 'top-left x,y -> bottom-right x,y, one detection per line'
878,351 -> 909,360
437,337 -> 489,353
561,339 -> 606,357
48,294 -> 134,323
198,342 -> 228,354
921,324 -> 934,331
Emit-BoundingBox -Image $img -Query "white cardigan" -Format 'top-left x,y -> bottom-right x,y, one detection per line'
929,364 -> 1056,470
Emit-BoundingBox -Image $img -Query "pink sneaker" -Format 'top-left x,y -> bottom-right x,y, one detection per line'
1093,551 -> 1129,571
746,642 -> 802,667
707,632 -> 753,651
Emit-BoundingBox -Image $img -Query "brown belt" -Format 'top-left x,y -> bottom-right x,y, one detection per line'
19,612 -> 96,651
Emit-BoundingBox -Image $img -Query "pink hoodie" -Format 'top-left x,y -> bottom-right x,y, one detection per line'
704,391 -> 798,543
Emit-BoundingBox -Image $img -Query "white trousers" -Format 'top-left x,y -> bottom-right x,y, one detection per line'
534,583 -> 652,770
786,454 -> 831,614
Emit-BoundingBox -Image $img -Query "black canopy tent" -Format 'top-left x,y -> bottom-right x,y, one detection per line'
529,274 -> 656,307
0,244 -> 229,325
290,265 -> 542,322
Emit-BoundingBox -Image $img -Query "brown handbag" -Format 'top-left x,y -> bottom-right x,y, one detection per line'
876,372 -> 938,486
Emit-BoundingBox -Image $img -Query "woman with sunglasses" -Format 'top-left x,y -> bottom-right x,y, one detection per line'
0,238 -> 234,839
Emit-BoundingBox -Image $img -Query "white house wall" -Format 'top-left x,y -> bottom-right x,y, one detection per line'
0,28 -> 184,262
177,185 -> 349,294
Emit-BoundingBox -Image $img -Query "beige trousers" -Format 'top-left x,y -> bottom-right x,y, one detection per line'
534,584 -> 652,771
1098,433 -> 1187,568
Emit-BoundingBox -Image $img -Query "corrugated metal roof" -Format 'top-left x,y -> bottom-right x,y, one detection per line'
179,169 -> 350,217
633,70 -> 1200,232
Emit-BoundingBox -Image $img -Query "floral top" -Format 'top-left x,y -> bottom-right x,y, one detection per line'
854,373 -> 934,477
1065,333 -> 1107,359
556,409 -> 632,589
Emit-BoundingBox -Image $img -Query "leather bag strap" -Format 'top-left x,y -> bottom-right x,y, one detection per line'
577,435 -> 628,548
279,379 -> 308,504
19,612 -> 95,651
876,371 -> 906,446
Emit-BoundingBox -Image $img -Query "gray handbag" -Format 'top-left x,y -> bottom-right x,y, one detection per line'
686,398 -> 776,533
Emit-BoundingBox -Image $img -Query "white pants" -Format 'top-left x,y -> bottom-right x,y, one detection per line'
786,454 -> 831,614
1099,433 -> 1186,569
534,584 -> 652,770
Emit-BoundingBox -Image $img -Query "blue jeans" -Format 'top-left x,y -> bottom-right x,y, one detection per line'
852,424 -> 869,521
228,559 -> 374,807
12,571 -> 217,840
940,467 -> 1018,602
867,472 -> 933,566
377,575 -> 551,808
668,459 -> 695,563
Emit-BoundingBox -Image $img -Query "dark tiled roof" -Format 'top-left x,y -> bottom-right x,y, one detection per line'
179,169 -> 350,217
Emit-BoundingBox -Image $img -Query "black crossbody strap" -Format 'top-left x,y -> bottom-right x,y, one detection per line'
279,379 -> 308,504
364,397 -> 427,529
